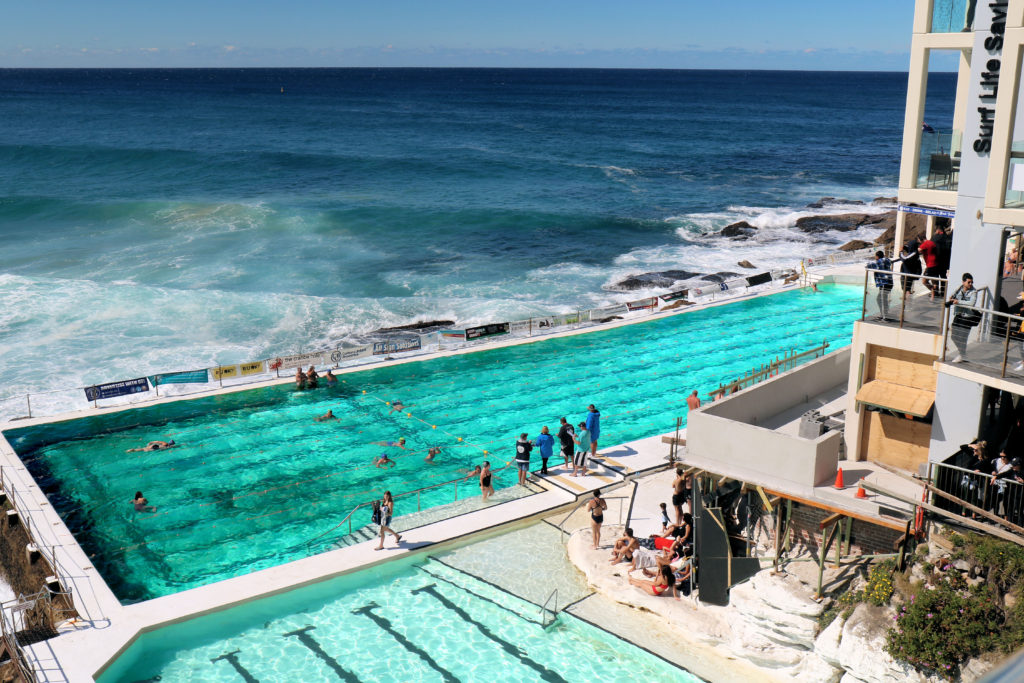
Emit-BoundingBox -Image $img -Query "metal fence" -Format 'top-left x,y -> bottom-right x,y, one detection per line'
930,460 -> 1024,529
940,303 -> 1024,378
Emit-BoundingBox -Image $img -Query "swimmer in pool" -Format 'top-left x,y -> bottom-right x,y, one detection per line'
374,453 -> 396,468
389,400 -> 412,414
425,446 -> 441,462
132,491 -> 157,512
324,369 -> 337,385
315,410 -> 338,422
127,440 -> 176,453
371,437 -> 407,449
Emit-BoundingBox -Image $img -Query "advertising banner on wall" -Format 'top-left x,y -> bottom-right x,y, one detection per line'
531,316 -> 555,332
328,345 -> 372,365
239,361 -> 266,377
211,365 -> 239,380
270,351 -> 328,371
510,320 -> 531,335
552,313 -> 579,327
465,323 -> 510,340
372,338 -> 422,355
438,329 -> 466,340
745,272 -> 772,287
659,289 -> 689,302
150,369 -> 209,385
84,377 -> 150,401
626,297 -> 657,311
590,303 -> 628,319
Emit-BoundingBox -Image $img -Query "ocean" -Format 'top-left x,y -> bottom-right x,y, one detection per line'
0,68 -> 953,406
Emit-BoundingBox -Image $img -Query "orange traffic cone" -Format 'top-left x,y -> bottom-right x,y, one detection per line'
833,468 -> 845,490
855,481 -> 868,499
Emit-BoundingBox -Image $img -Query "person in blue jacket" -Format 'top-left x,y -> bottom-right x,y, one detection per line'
534,426 -> 556,475
585,405 -> 601,458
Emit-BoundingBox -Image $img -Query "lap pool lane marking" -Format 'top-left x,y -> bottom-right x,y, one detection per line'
351,601 -> 459,683
210,649 -> 259,683
410,584 -> 569,683
281,625 -> 359,682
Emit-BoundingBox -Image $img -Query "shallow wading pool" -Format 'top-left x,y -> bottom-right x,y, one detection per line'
3,284 -> 861,602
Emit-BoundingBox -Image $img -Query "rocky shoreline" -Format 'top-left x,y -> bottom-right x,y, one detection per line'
609,197 -> 932,292
566,526 -> 996,683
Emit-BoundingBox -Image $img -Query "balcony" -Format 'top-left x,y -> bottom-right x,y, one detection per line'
862,270 -> 948,334
930,0 -> 972,33
939,304 -> 1024,384
916,128 -> 962,191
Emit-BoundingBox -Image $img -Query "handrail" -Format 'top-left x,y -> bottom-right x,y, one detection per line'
706,340 -> 830,399
540,588 -> 558,628
304,463 -> 515,548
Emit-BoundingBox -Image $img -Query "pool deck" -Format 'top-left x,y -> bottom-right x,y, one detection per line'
0,262 -> 867,682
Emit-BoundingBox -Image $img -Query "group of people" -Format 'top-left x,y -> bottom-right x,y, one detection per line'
867,223 -> 953,323
607,510 -> 694,600
514,405 -> 602,484
295,366 -> 337,390
958,439 -> 1024,526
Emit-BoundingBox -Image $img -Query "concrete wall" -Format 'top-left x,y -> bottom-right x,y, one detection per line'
687,350 -> 850,488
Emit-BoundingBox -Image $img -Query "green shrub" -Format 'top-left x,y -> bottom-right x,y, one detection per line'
963,535 -> 1024,592
886,578 -> 1003,680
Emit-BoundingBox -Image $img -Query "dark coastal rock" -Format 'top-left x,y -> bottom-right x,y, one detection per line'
720,221 -> 757,239
375,319 -> 455,333
839,240 -> 873,252
806,197 -> 865,209
609,270 -> 701,291
795,213 -> 872,233
872,196 -> 898,207
872,212 -> 929,249
737,260 -> 757,269
700,272 -> 740,283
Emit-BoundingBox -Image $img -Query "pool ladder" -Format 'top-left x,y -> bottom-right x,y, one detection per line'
540,588 -> 558,629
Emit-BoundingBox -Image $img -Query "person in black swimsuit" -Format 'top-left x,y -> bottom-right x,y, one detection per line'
479,461 -> 494,502
587,489 -> 609,550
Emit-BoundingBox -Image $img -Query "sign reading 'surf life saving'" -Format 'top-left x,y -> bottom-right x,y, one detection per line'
972,0 -> 1007,154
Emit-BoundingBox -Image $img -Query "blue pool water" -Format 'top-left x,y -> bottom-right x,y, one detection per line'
97,547 -> 699,683
5,284 -> 862,602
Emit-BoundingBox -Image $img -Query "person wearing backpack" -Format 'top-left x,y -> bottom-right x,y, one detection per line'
374,492 -> 401,550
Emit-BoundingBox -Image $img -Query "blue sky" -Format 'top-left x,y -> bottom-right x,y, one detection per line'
3,1 -> 919,70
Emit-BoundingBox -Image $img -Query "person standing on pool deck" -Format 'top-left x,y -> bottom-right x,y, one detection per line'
585,405 -> 601,458
479,461 -> 494,501
375,491 -> 401,550
515,434 -> 533,486
686,391 -> 701,411
534,426 -> 555,475
671,467 -> 687,525
573,422 -> 592,477
557,417 -> 575,468
588,489 -> 609,550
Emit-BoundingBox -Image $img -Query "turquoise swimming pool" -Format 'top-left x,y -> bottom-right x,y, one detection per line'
4,284 -> 861,602
97,545 -> 700,683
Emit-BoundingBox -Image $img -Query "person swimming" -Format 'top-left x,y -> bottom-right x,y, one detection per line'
126,440 -> 176,453
295,368 -> 307,390
389,400 -> 411,414
425,446 -> 441,462
324,369 -> 337,385
306,366 -> 319,389
315,410 -> 338,422
371,437 -> 407,449
132,491 -> 157,512
374,453 -> 396,468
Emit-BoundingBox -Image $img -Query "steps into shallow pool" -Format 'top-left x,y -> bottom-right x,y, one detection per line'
326,481 -> 543,549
